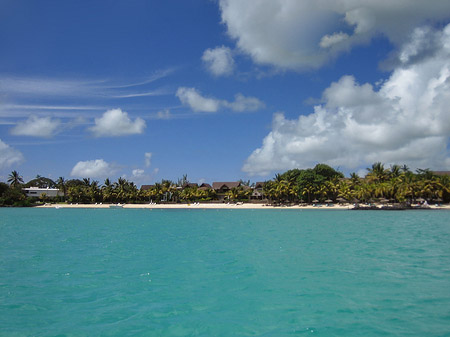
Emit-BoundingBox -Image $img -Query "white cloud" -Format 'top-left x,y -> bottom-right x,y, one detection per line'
132,169 -> 145,178
0,139 -> 24,170
10,115 -> 61,138
176,87 -> 221,113
70,159 -> 116,178
156,109 -> 171,119
202,46 -> 235,76
243,24 -> 450,175
319,32 -> 350,48
224,93 -> 265,112
89,108 -> 146,137
0,71 -> 173,99
145,152 -> 152,168
219,0 -> 450,70
176,87 -> 264,113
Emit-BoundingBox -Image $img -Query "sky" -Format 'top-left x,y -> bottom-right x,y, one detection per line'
1,0 -> 450,186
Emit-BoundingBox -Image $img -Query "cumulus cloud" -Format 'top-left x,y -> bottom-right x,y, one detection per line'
176,87 -> 264,113
202,46 -> 235,76
219,0 -> 450,70
145,152 -> 152,168
224,93 -> 266,112
0,139 -> 24,170
243,24 -> 450,175
89,108 -> 146,137
10,115 -> 61,138
176,87 -> 221,113
70,159 -> 116,178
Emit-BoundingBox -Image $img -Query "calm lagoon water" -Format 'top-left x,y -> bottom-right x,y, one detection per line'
1,208 -> 449,336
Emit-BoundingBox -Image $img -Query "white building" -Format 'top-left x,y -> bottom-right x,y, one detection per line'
23,187 -> 63,198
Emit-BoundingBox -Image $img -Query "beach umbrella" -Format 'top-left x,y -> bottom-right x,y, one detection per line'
379,198 -> 389,203
312,199 -> 319,203
325,199 -> 333,203
435,197 -> 443,202
416,197 -> 425,202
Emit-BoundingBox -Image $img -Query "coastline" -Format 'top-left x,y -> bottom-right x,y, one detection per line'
35,203 -> 450,210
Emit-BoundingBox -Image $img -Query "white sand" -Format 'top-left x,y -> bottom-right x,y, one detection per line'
37,203 -> 450,210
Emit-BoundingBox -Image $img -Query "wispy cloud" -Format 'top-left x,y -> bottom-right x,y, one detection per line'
110,88 -> 170,98
105,68 -> 175,89
3,104 -> 104,111
0,71 -> 174,124
0,70 -> 173,100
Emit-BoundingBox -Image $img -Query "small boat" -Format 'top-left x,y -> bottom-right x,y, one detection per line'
109,204 -> 123,209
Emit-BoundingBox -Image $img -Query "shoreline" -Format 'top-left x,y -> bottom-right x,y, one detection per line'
35,203 -> 450,210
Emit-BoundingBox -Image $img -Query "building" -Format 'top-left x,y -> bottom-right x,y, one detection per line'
251,182 -> 266,200
212,182 -> 242,201
23,187 -> 62,198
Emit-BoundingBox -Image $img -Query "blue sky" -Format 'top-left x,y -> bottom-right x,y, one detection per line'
1,0 -> 450,186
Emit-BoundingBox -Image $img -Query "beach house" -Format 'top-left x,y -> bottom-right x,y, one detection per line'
23,187 -> 62,198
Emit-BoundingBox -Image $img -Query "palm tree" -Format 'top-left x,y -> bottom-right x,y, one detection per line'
401,165 -> 410,174
56,177 -> 67,201
8,170 -> 24,188
390,164 -> 402,178
302,185 -> 314,204
366,162 -> 389,183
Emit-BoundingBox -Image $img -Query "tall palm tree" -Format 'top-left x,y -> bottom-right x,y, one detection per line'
8,170 -> 24,188
366,162 -> 389,183
56,177 -> 67,201
401,165 -> 410,174
390,164 -> 402,178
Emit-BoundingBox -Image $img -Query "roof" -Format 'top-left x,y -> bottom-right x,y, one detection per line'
23,187 -> 60,191
198,183 -> 212,190
182,183 -> 198,188
254,182 -> 265,188
212,182 -> 241,190
140,185 -> 154,190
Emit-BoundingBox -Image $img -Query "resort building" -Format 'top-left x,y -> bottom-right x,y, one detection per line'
212,182 -> 242,201
251,182 -> 265,200
23,187 -> 62,198
198,183 -> 212,190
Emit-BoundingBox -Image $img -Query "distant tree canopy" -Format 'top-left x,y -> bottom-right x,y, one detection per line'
24,176 -> 56,188
263,163 -> 449,204
1,165 -> 449,206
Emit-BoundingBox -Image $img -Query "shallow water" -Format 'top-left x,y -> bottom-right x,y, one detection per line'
1,208 -> 449,336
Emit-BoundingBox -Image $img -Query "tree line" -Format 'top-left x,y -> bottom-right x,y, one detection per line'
1,163 -> 449,206
263,163 -> 450,205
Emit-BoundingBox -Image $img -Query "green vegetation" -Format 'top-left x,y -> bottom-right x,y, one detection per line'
1,163 -> 449,206
263,163 -> 450,205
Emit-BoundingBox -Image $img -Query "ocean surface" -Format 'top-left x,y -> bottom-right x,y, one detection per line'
1,208 -> 449,336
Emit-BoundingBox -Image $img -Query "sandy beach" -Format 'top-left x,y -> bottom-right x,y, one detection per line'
37,203 -> 450,210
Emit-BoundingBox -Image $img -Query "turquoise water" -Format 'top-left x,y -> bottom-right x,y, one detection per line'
1,209 -> 450,336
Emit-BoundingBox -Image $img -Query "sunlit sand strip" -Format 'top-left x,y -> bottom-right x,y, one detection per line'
36,203 -> 450,210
